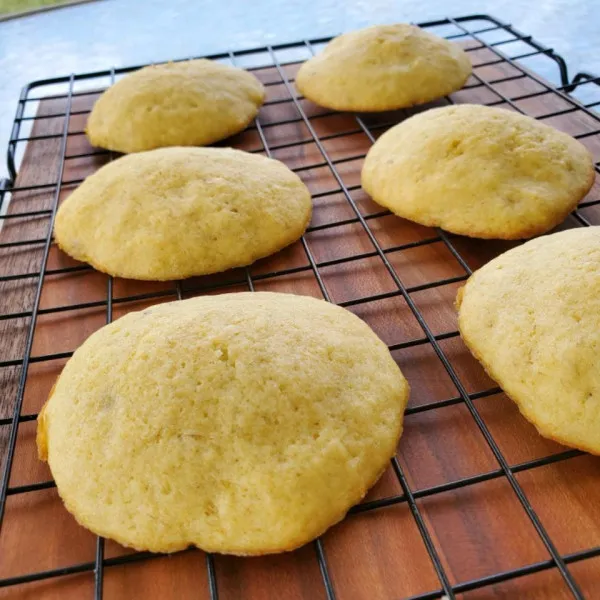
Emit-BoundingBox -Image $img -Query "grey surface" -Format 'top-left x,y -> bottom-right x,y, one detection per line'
0,0 -> 599,179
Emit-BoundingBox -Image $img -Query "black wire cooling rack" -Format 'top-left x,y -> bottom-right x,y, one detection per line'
0,13 -> 599,600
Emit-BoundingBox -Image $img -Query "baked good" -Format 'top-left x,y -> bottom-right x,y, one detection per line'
86,59 -> 265,152
362,104 -> 595,239
54,147 -> 311,280
295,24 -> 471,112
456,227 -> 600,453
37,292 -> 409,554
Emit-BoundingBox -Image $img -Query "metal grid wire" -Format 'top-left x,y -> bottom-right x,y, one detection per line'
0,13 -> 599,600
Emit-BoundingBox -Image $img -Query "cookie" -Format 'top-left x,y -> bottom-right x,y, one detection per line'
86,59 -> 265,153
54,147 -> 311,280
295,24 -> 471,112
37,292 -> 409,554
362,104 -> 595,239
457,227 -> 600,453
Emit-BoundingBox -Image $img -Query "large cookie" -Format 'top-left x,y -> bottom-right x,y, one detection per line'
457,227 -> 600,453
37,292 -> 409,554
362,104 -> 595,239
86,59 -> 265,152
295,24 -> 471,112
54,147 -> 312,280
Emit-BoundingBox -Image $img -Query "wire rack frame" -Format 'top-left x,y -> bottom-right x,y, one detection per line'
0,12 -> 599,600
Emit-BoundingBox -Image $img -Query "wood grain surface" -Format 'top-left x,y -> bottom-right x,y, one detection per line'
0,37 -> 599,600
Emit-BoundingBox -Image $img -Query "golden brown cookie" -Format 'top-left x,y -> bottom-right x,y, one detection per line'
295,24 -> 471,111
87,59 -> 265,152
457,227 -> 600,453
54,147 -> 312,280
38,292 -> 409,554
362,104 -> 595,239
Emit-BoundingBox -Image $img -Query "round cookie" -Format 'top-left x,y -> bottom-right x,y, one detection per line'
362,104 -> 595,239
456,227 -> 600,454
37,292 -> 409,554
86,59 -> 265,153
295,24 -> 471,112
54,147 -> 312,281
